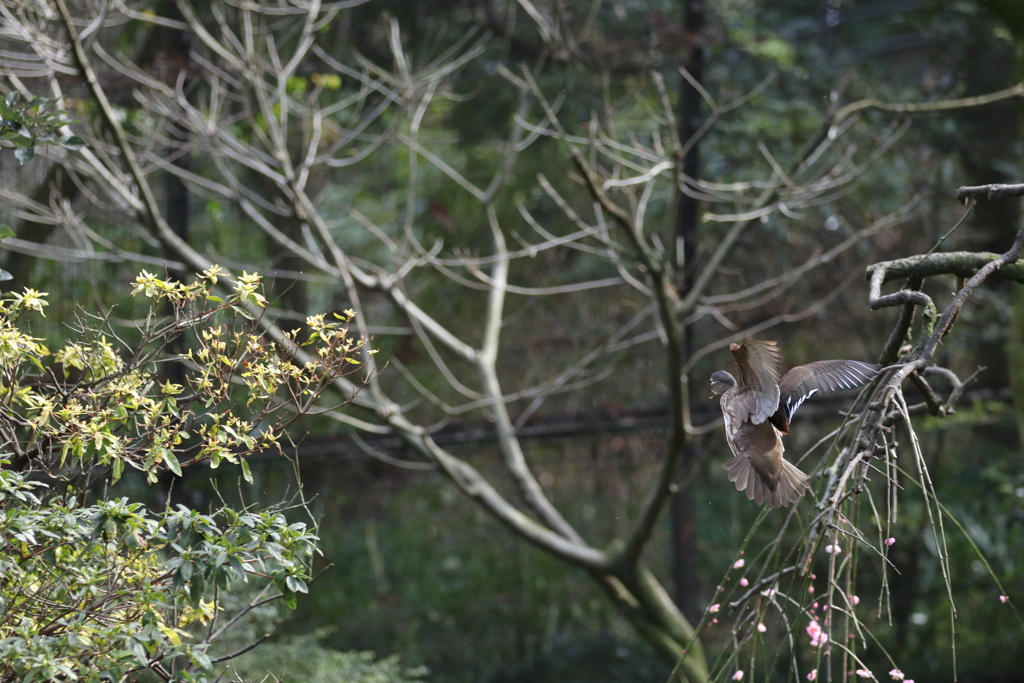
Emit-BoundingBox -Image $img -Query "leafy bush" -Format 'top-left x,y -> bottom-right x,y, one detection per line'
0,89 -> 83,165
227,631 -> 428,683
0,270 -> 370,681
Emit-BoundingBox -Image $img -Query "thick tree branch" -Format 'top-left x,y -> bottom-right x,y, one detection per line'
956,182 -> 1024,202
867,252 -> 1024,285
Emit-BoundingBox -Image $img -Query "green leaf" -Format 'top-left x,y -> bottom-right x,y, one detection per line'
240,458 -> 253,483
59,135 -> 85,150
2,120 -> 31,141
15,146 -> 34,165
285,575 -> 308,594
229,555 -> 247,580
4,90 -> 19,108
230,305 -> 255,320
0,270 -> 11,283
163,449 -> 182,477
190,648 -> 213,670
0,225 -> 14,239
8,125 -> 31,143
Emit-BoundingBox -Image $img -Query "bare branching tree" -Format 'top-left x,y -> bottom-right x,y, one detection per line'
3,2 -> 1023,680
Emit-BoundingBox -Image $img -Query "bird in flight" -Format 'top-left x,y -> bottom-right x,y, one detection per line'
709,340 -> 878,508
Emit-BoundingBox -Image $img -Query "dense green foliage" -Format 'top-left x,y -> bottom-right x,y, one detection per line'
0,466 -> 315,681
0,269 -> 392,681
0,90 -> 82,166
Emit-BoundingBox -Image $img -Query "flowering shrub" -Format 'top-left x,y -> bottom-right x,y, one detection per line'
0,270 -> 369,681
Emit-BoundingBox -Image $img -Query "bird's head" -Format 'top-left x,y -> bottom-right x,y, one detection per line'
709,370 -> 737,398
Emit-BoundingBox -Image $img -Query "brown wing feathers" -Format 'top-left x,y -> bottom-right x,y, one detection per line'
729,341 -> 783,425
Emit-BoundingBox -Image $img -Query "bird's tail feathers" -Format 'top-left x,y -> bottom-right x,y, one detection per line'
723,456 -> 810,509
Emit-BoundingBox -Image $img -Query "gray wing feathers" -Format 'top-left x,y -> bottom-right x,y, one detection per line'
777,360 -> 878,424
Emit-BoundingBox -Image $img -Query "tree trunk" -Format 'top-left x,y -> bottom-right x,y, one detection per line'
671,0 -> 706,625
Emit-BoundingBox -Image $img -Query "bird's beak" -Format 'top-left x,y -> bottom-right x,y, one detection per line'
708,390 -> 715,399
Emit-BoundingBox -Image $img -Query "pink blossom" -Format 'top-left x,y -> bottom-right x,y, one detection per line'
740,577 -> 749,587
732,671 -> 745,681
812,602 -> 819,610
709,603 -> 721,613
889,669 -> 905,681
885,537 -> 896,546
825,544 -> 842,554
806,619 -> 828,647
712,618 -> 719,624
757,623 -> 767,633
1000,595 -> 1008,604
851,595 -> 861,606
807,669 -> 818,681
809,586 -> 815,594
733,558 -> 746,569
856,669 -> 873,679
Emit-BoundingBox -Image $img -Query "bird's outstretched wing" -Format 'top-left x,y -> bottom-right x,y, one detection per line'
769,360 -> 879,433
729,340 -> 784,425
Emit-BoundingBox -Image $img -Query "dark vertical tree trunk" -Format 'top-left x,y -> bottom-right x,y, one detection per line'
671,0 -> 705,625
164,123 -> 191,391
160,20 -> 194,504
